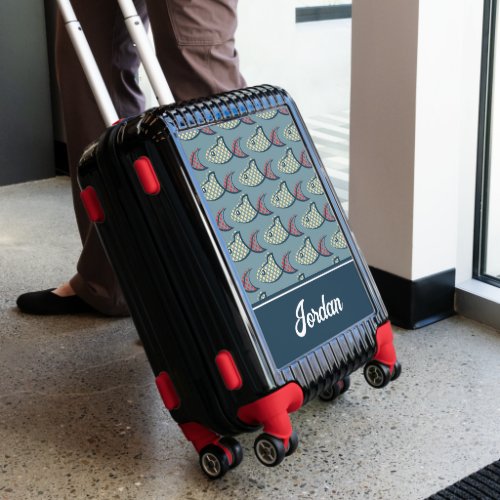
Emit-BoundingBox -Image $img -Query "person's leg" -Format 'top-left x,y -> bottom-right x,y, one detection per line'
18,0 -> 246,316
64,1 -> 152,316
145,0 -> 246,101
18,0 -> 149,316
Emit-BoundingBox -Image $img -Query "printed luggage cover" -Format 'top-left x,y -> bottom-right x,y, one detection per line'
178,105 -> 374,369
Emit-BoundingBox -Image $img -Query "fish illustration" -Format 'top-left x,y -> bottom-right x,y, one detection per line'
278,148 -> 301,174
254,194 -> 272,216
239,159 -> 265,187
223,172 -> 240,193
201,172 -> 225,201
218,119 -> 241,129
231,137 -> 248,158
293,181 -> 309,201
241,116 -> 256,124
249,230 -> 266,253
299,150 -> 313,168
323,203 -> 336,222
247,126 -> 272,152
256,109 -> 278,120
189,148 -> 207,171
296,237 -> 320,266
283,122 -> 301,142
269,127 -> 285,147
228,231 -> 251,262
206,136 -> 233,164
231,194 -> 258,223
262,159 -> 280,180
317,236 -> 333,256
178,129 -> 200,141
278,106 -> 290,115
301,202 -> 325,229
307,175 -> 324,195
287,215 -> 303,236
264,216 -> 289,245
271,181 -> 296,209
216,208 -> 233,231
281,251 -> 297,274
331,230 -> 348,249
257,253 -> 283,283
242,269 -> 258,292
200,126 -> 216,135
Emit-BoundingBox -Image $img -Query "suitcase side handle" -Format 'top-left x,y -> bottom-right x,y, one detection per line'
57,0 -> 119,126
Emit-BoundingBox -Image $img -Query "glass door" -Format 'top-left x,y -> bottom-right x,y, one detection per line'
475,0 -> 500,286
237,1 -> 352,212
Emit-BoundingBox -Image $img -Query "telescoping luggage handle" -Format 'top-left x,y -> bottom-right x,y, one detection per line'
57,0 -> 172,127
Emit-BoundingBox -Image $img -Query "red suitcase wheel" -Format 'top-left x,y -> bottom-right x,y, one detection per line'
254,433 -> 286,467
199,444 -> 230,479
319,376 -> 351,402
364,361 -> 391,388
391,361 -> 402,381
218,436 -> 243,468
285,430 -> 299,457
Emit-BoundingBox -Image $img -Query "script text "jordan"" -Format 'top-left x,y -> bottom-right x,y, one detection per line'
295,295 -> 344,337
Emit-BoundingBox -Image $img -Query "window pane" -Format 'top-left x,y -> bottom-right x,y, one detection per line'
484,2 -> 500,280
237,2 -> 351,211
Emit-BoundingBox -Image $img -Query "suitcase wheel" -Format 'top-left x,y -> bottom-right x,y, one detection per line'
254,433 -> 287,467
199,444 -> 230,479
364,361 -> 392,388
391,361 -> 402,381
285,430 -> 299,457
218,436 -> 243,468
319,376 -> 351,402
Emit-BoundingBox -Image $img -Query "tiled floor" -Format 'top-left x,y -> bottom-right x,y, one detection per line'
1,178 -> 500,500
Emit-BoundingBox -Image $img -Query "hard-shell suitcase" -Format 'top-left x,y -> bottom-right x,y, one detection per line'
61,0 -> 401,479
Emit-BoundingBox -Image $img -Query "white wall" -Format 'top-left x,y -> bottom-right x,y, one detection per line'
456,0 -> 484,283
350,0 -> 484,284
414,0 -> 483,282
412,0 -> 463,280
349,0 -> 419,280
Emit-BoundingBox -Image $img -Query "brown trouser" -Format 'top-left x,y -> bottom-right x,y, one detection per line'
56,0 -> 246,315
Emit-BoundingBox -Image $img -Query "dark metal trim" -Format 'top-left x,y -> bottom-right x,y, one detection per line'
296,4 -> 352,23
474,0 -> 500,287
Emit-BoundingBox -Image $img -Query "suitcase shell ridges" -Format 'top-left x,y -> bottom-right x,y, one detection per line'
155,86 -> 386,393
78,84 -> 391,433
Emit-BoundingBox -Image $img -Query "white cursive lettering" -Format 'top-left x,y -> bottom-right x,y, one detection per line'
295,295 -> 344,337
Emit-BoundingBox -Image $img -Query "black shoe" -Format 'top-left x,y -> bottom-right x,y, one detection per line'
16,288 -> 96,315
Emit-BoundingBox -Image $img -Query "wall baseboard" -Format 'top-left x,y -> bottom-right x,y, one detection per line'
370,267 -> 456,329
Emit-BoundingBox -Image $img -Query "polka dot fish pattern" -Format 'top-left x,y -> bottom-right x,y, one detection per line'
206,137 -> 233,164
178,107 -> 354,305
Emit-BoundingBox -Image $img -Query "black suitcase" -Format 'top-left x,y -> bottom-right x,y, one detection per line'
78,85 -> 401,478
61,0 -> 401,479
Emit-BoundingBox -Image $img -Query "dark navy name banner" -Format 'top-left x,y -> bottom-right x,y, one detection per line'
253,260 -> 374,369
